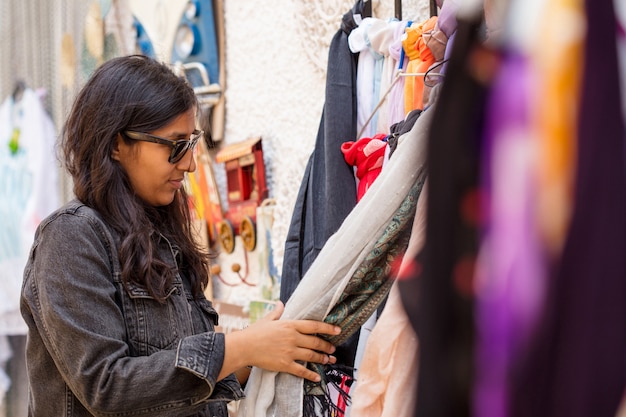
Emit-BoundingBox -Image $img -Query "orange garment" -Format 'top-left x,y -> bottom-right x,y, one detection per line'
414,16 -> 438,109
402,17 -> 438,113
402,22 -> 422,114
533,0 -> 585,256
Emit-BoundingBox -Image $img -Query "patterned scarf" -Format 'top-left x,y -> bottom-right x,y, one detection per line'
304,175 -> 427,416
239,105 -> 434,417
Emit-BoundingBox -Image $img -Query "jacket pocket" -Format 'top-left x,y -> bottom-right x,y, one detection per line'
195,298 -> 219,328
122,281 -> 187,356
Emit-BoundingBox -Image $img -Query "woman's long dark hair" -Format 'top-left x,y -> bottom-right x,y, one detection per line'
61,55 -> 210,303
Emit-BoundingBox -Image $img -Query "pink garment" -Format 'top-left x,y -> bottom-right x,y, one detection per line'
388,21 -> 411,124
349,180 -> 428,417
436,0 -> 460,39
341,134 -> 388,201
423,29 -> 449,62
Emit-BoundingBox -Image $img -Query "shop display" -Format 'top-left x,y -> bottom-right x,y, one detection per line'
214,137 -> 269,254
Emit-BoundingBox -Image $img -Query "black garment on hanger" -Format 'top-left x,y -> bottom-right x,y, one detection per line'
399,12 -> 488,417
387,109 -> 422,157
280,0 -> 366,366
510,0 -> 626,416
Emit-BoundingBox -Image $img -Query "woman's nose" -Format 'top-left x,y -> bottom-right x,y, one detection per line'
178,148 -> 197,173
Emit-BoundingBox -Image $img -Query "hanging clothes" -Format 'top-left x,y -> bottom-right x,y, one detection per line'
471,0 -> 574,414
0,87 -> 58,407
435,0 -> 461,77
241,101 -> 434,417
473,50 -> 545,417
412,16 -> 438,109
349,178 -> 429,417
341,133 -> 388,202
434,0 -> 460,54
510,0 -> 626,415
280,0 -> 362,301
368,18 -> 405,135
399,12 -> 490,417
0,87 -> 59,335
388,20 -> 412,125
280,0 -> 365,374
402,16 -> 438,113
402,22 -> 423,114
345,109 -> 425,417
349,17 -> 386,139
532,0 -> 585,257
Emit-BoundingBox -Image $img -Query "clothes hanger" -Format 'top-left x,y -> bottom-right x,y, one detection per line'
394,0 -> 437,20
357,71 -> 403,139
356,59 -> 447,139
399,59 -> 448,81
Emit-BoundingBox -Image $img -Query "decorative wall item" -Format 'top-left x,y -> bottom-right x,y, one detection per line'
214,137 -> 269,254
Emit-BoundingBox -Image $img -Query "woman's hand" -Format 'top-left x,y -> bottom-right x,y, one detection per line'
220,301 -> 340,382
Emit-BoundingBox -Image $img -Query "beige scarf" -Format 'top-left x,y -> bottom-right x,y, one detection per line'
349,180 -> 429,416
239,105 -> 434,417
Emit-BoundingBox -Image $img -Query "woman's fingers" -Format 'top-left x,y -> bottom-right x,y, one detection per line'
284,352 -> 337,382
256,301 -> 340,340
291,362 -> 325,382
242,315 -> 342,380
292,319 -> 341,338
295,332 -> 337,355
279,361 -> 321,382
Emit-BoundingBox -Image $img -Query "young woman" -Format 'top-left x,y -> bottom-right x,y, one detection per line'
20,55 -> 340,417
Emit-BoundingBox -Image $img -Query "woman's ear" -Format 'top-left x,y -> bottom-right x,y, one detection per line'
111,133 -> 123,162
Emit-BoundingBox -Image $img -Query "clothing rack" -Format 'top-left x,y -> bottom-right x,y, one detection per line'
355,0 -> 443,139
430,0 -> 438,17
363,0 -> 402,20
392,0 -> 438,20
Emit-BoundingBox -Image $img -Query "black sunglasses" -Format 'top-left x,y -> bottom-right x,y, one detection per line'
124,129 -> 203,164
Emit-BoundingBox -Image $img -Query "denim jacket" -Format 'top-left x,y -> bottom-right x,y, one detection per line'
20,200 -> 244,416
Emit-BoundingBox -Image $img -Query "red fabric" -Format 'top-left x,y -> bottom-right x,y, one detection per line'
341,133 -> 388,201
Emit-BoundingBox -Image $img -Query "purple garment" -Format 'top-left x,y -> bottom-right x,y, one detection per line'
435,0 -> 460,77
474,51 -> 545,417
510,0 -> 626,415
436,0 -> 459,39
442,31 -> 456,74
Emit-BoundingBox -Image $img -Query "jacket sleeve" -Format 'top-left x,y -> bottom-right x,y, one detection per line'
21,211 -> 240,416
